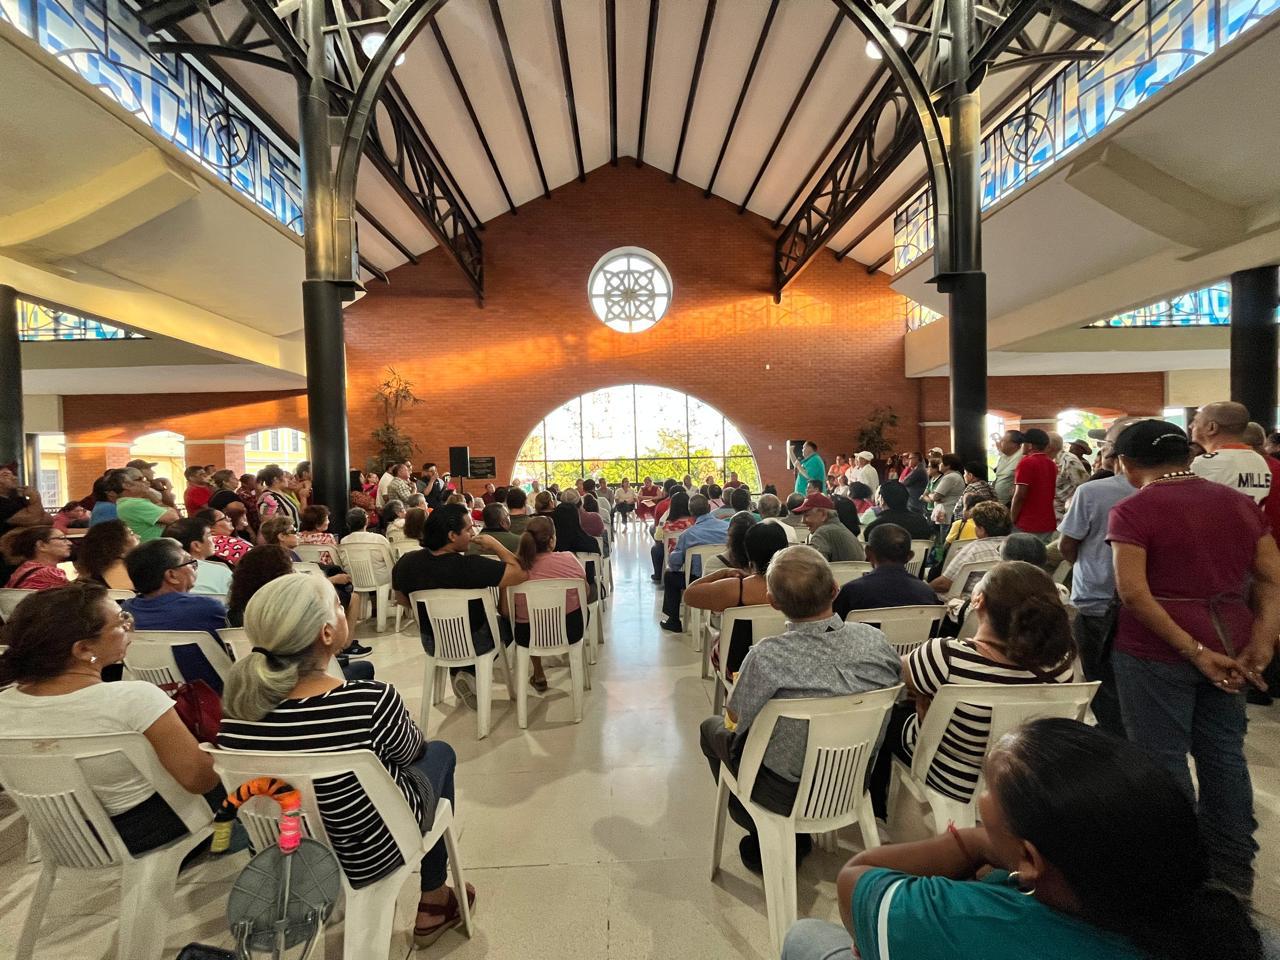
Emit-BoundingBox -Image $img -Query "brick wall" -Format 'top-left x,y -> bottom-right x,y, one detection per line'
57,163 -> 1166,495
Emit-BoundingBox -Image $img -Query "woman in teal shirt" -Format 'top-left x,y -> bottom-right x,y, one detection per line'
783,718 -> 1261,960
794,441 -> 826,495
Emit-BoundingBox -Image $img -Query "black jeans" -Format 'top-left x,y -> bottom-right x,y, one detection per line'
699,717 -> 799,841
661,571 -> 686,621
651,542 -> 664,579
111,785 -> 227,857
1073,611 -> 1125,738
419,616 -> 511,678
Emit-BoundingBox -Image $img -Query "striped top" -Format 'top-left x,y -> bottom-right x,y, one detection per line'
218,681 -> 432,888
903,637 -> 1073,802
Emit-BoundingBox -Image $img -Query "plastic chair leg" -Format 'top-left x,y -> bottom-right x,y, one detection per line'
494,635 -> 516,701
516,648 -> 531,729
709,776 -> 730,880
475,655 -> 494,740
755,814 -> 800,960
342,874 -> 404,960
374,585 -> 390,632
15,862 -> 56,960
712,675 -> 725,716
419,657 -> 438,732
856,793 -> 882,851
116,841 -> 192,960
442,824 -> 475,939
566,644 -> 585,723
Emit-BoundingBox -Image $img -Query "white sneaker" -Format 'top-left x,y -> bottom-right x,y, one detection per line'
451,672 -> 478,710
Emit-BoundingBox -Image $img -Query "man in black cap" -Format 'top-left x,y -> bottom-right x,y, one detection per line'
1009,428 -> 1057,542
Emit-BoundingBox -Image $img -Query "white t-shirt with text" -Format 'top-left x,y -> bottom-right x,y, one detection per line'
1192,446 -> 1271,503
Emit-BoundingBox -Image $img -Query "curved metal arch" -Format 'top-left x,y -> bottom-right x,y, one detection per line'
825,0 -> 953,273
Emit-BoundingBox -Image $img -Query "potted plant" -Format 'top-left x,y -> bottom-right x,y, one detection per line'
369,367 -> 421,470
854,407 -> 899,462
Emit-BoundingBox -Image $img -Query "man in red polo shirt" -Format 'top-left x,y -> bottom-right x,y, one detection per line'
1009,428 -> 1058,542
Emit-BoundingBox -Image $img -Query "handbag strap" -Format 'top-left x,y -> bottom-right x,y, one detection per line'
1152,593 -> 1245,658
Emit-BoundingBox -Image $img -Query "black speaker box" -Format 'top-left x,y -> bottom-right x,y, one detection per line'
448,446 -> 471,477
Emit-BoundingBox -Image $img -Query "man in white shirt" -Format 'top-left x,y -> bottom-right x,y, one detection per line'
1190,401 -> 1272,504
852,451 -> 879,495
375,463 -> 396,509
341,507 -> 393,581
991,431 -> 1023,505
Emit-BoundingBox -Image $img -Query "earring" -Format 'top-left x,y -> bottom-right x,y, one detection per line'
1007,871 -> 1036,895
88,655 -> 98,664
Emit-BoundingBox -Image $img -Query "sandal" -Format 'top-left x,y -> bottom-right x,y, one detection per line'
414,882 -> 476,947
529,676 -> 549,693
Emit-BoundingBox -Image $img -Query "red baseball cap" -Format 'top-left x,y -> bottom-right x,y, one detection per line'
791,493 -> 835,513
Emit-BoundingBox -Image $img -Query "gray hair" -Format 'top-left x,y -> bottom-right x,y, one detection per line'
757,493 -> 781,518
689,494 -> 710,517
405,493 -> 426,508
222,574 -> 340,722
560,489 -> 581,506
1002,532 -> 1048,566
765,545 -> 836,620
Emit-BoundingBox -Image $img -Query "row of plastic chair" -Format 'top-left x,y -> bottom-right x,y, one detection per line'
0,733 -> 472,960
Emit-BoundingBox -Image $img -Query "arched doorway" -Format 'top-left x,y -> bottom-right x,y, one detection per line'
513,385 -> 760,490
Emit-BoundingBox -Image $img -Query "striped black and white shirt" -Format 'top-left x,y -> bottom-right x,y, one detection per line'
219,681 -> 431,888
903,638 -> 1073,802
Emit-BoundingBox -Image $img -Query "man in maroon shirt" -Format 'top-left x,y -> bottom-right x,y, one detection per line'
1009,428 -> 1058,542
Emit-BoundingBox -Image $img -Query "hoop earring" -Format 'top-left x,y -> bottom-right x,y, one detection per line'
1007,871 -> 1036,896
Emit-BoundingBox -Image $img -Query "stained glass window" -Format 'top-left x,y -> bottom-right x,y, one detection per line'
588,248 -> 672,334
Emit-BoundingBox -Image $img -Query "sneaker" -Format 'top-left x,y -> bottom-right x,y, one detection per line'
344,642 -> 374,659
451,671 -> 478,710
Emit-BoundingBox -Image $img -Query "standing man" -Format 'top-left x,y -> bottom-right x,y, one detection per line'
851,452 -> 880,496
183,465 -> 214,516
1190,401 -> 1272,504
991,430 -> 1024,506
1049,433 -> 1089,523
418,462 -> 446,510
793,441 -> 826,495
1057,419 -> 1140,736
1009,429 -> 1058,542
899,452 -> 927,514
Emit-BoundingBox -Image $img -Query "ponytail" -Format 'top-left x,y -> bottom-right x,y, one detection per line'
517,516 -> 555,572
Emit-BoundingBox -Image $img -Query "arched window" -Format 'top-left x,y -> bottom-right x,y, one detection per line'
514,386 -> 759,490
245,428 -> 309,473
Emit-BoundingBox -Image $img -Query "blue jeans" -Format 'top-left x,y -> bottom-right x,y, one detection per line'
1112,651 -> 1257,895
408,741 -> 457,891
781,918 -> 854,960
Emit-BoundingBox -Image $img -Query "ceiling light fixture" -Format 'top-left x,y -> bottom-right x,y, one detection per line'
865,24 -> 909,59
360,30 -> 406,66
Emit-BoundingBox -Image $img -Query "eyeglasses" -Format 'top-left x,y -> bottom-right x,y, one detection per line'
110,611 -> 135,632
169,558 -> 199,572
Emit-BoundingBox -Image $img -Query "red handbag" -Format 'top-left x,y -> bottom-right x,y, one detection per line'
160,680 -> 222,744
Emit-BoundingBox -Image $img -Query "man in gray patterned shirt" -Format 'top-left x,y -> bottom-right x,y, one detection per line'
699,545 -> 900,873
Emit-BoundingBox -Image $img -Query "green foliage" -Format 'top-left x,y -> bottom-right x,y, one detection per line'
854,407 -> 899,460
370,367 -> 421,469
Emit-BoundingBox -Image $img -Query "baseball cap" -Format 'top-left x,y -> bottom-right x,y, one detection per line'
127,458 -> 158,469
855,451 -> 875,462
1113,419 -> 1190,458
1012,428 -> 1050,447
791,493 -> 836,513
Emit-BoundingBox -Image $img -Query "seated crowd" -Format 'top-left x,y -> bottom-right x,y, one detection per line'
0,401 -> 1276,959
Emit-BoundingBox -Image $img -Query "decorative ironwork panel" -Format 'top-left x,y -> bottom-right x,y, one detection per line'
1,0 -> 304,234
588,248 -> 673,334
17,299 -> 146,340
894,0 -> 1280,280
904,297 -> 943,331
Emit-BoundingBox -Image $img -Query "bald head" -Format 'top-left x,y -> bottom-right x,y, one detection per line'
1192,401 -> 1250,451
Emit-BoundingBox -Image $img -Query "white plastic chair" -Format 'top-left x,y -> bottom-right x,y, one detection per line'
828,560 -> 872,586
888,681 -> 1100,837
1052,559 -> 1072,584
844,605 -> 945,655
0,587 -> 35,622
941,558 -> 1000,601
205,745 -> 473,960
592,536 -> 613,607
392,540 -> 423,560
506,579 -> 590,728
408,589 -> 514,740
219,627 -> 344,682
124,630 -> 234,687
340,542 -> 396,632
681,543 -> 726,649
711,604 -> 788,712
573,553 -> 605,663
709,687 -> 902,958
293,542 -> 337,566
292,560 -> 326,577
0,732 -> 214,960
106,588 -> 137,602
910,540 -> 935,577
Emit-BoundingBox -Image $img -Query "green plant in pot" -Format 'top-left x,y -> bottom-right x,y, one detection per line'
369,368 -> 421,470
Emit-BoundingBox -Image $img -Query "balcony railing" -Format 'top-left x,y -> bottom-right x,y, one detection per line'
0,0 -> 304,234
894,0 -> 1280,297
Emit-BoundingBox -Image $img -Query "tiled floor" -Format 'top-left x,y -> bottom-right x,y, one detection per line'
3,526 -> 1279,958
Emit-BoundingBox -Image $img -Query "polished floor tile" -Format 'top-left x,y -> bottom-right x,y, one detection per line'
2,523 -> 1279,958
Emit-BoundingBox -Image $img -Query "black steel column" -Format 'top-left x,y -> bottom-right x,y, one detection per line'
943,0 -> 988,465
297,0 -> 350,535
1230,266 -> 1280,429
0,286 -> 24,479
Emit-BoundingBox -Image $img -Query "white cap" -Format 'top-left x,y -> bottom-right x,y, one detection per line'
855,451 -> 874,462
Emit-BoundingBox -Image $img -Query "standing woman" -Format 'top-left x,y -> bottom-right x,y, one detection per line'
256,465 -> 300,527
1108,419 -> 1280,897
219,574 -> 472,945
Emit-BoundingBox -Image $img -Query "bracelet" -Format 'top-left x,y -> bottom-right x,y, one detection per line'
1182,642 -> 1204,661
947,822 -> 973,862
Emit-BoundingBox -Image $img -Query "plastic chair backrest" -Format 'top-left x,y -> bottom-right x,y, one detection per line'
942,559 -> 999,601
909,540 -> 935,576
204,745 -> 423,883
125,630 -> 234,687
844,605 -> 945,655
911,681 -> 1100,801
718,603 -> 788,669
828,561 -> 872,586
219,627 -> 343,680
0,588 -> 35,622
573,553 -> 599,588
684,543 -> 724,586
106,588 -> 137,602
506,578 -> 587,653
392,541 -> 423,560
0,732 -> 213,868
1052,560 -> 1072,584
407,589 -> 502,662
733,688 -> 902,829
292,561 -> 326,577
340,542 -> 394,590
293,543 -> 335,566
